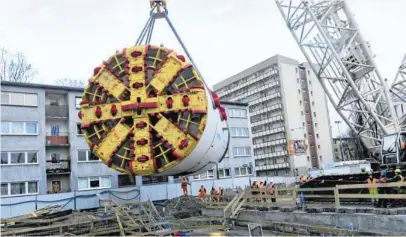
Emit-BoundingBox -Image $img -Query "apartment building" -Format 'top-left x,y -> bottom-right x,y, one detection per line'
1,81 -> 119,197
0,81 -> 255,197
213,55 -> 334,177
193,101 -> 255,180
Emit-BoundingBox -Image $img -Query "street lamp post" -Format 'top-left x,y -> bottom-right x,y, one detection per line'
335,121 -> 345,161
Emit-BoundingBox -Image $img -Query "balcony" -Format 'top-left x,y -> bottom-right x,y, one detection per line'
46,157 -> 71,174
45,105 -> 69,118
46,133 -> 70,146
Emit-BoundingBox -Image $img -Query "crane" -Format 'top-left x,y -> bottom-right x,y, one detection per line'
275,0 -> 406,167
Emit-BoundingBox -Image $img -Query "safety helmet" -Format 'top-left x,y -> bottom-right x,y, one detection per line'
395,169 -> 401,173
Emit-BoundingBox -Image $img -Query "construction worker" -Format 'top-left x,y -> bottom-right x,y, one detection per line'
218,187 -> 224,202
300,176 -> 307,184
181,177 -> 189,196
377,169 -> 389,208
197,185 -> 207,200
210,187 -> 218,202
386,169 -> 404,207
366,171 -> 378,206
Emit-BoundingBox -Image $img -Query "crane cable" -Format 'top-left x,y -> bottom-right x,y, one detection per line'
135,1 -> 217,109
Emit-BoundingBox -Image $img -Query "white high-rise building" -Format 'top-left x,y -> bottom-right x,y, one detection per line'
213,55 -> 334,177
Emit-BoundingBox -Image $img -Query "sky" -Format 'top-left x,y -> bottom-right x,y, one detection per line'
0,0 -> 405,137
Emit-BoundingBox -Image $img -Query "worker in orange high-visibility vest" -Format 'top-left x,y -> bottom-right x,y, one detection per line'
366,171 -> 378,206
197,185 -> 207,200
181,177 -> 189,196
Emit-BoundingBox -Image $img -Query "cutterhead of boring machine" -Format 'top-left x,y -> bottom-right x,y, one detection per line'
78,45 -> 229,176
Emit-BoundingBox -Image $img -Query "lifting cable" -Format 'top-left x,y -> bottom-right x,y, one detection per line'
135,1 -> 216,109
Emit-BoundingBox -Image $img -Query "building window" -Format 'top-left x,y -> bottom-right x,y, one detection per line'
77,150 -> 99,162
316,133 -> 319,138
230,127 -> 249,137
0,92 -> 38,107
304,134 -> 307,138
227,108 -> 247,118
309,80 -> 312,85
298,90 -> 301,94
76,124 -> 84,135
0,151 -> 38,165
1,181 -> 39,197
118,174 -> 135,187
218,168 -> 231,178
285,170 -> 289,175
319,156 -> 323,160
193,170 -> 215,180
234,167 -> 252,176
303,122 -> 305,127
313,112 -> 316,117
299,100 -> 302,105
233,147 -> 251,157
310,91 -> 313,95
75,97 -> 81,109
142,176 -> 168,185
312,101 -> 315,106
78,176 -> 111,190
318,145 -> 321,149
1,121 -> 38,135
301,111 -> 303,115
315,122 -> 318,127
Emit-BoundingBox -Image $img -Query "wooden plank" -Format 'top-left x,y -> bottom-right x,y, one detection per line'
339,194 -> 406,199
337,182 -> 406,189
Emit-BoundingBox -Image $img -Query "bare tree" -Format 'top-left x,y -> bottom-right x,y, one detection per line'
0,48 -> 37,82
344,129 -> 370,160
55,78 -> 85,88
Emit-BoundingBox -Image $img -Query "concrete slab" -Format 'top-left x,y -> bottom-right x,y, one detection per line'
236,209 -> 406,235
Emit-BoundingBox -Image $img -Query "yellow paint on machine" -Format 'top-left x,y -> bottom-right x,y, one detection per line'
93,122 -> 131,163
131,117 -> 154,175
81,102 -> 125,124
152,116 -> 197,158
95,69 -> 128,99
149,54 -> 183,94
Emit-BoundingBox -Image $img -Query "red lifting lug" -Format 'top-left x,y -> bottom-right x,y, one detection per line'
136,121 -> 147,129
137,155 -> 149,163
132,66 -> 143,73
110,104 -> 117,116
78,111 -> 83,119
219,107 -> 227,121
182,95 -> 190,107
136,138 -> 148,146
176,55 -> 185,62
132,82 -> 144,89
93,67 -> 101,76
166,97 -> 174,109
211,91 -> 221,108
95,106 -> 102,118
178,139 -> 188,150
131,50 -> 142,58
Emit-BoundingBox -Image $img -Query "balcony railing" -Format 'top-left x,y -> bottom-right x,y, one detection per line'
46,133 -> 69,146
45,105 -> 69,118
47,188 -> 71,194
46,157 -> 71,174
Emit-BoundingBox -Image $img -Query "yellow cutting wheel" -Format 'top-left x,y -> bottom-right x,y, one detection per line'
78,45 -> 208,176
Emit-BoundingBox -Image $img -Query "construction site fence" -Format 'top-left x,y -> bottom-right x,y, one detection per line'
0,187 -> 141,219
204,182 -> 406,209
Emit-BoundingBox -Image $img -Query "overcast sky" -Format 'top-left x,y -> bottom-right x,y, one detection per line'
1,0 -> 405,137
